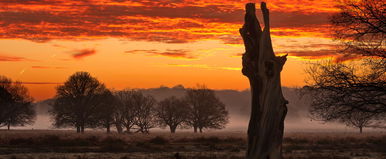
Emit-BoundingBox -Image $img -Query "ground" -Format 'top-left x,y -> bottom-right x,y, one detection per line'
0,130 -> 385,159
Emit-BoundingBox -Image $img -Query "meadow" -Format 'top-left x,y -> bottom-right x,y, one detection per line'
0,130 -> 385,159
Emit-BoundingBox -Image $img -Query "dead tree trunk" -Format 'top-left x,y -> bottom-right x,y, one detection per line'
240,3 -> 288,159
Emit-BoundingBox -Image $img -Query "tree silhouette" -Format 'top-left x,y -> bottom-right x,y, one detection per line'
51,72 -> 110,133
320,0 -> 386,131
113,89 -> 157,133
155,96 -> 189,133
0,76 -> 35,130
185,86 -> 228,133
304,60 -> 385,131
343,111 -> 376,133
133,92 -> 157,133
331,0 -> 385,58
113,90 -> 136,133
240,2 -> 288,158
93,89 -> 117,133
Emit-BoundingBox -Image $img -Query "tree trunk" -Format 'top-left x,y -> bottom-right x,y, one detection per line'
193,126 -> 197,133
81,125 -> 85,133
126,125 -> 131,133
106,124 -> 111,133
170,125 -> 177,133
359,126 -> 363,133
7,123 -> 10,130
76,126 -> 80,133
116,124 -> 123,133
240,3 -> 288,159
199,127 -> 203,133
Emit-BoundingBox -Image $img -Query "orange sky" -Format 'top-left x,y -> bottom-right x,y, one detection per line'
0,0 -> 344,100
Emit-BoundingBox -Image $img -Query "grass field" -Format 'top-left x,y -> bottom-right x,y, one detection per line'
0,130 -> 385,159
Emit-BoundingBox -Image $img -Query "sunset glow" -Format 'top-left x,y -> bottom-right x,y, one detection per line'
0,0 -> 342,100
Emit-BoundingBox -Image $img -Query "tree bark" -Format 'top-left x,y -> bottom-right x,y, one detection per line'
7,123 -> 10,130
240,3 -> 288,159
193,126 -> 197,133
76,126 -> 80,133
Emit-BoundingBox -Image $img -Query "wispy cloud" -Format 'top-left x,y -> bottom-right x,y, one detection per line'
277,49 -> 337,59
276,49 -> 360,62
72,49 -> 96,59
31,66 -> 67,69
17,82 -> 62,85
0,55 -> 28,62
168,64 -> 240,71
126,49 -> 196,59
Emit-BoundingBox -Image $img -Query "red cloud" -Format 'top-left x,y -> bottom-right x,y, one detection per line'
0,55 -> 28,61
0,0 -> 335,44
72,49 -> 96,59
31,66 -> 66,69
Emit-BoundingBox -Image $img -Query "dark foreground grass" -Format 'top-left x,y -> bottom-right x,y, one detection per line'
0,130 -> 385,159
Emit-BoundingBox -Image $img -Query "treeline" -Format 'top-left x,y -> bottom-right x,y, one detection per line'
0,72 -> 229,133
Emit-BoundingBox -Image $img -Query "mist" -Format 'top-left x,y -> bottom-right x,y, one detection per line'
27,85 -> 360,132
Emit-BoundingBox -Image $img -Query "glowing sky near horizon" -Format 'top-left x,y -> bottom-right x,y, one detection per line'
0,0 -> 345,100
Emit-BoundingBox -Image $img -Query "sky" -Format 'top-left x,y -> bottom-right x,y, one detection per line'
0,0 -> 345,100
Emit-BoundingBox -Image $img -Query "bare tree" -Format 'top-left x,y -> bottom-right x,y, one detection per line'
304,60 -> 386,120
344,111 -> 376,133
185,86 -> 228,133
303,59 -> 386,133
0,76 -> 35,130
51,72 -> 109,133
133,93 -> 157,133
155,96 -> 189,133
331,0 -> 385,58
114,90 -> 157,133
93,90 -> 117,133
114,90 -> 140,133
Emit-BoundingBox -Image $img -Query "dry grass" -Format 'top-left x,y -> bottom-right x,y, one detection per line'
0,130 -> 385,159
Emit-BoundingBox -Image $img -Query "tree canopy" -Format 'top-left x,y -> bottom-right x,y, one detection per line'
331,0 -> 385,58
155,96 -> 190,133
51,72 -> 112,133
304,0 -> 385,133
0,76 -> 35,130
185,86 -> 229,133
304,59 -> 385,132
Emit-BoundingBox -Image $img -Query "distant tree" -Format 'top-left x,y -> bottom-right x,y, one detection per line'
113,90 -> 157,133
331,0 -> 385,59
0,76 -> 35,130
304,60 -> 385,132
185,86 -> 229,133
0,85 -> 12,125
51,72 -> 110,133
93,89 -> 117,133
113,90 -> 139,133
344,111 -> 376,133
155,96 -> 189,133
133,93 -> 157,133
